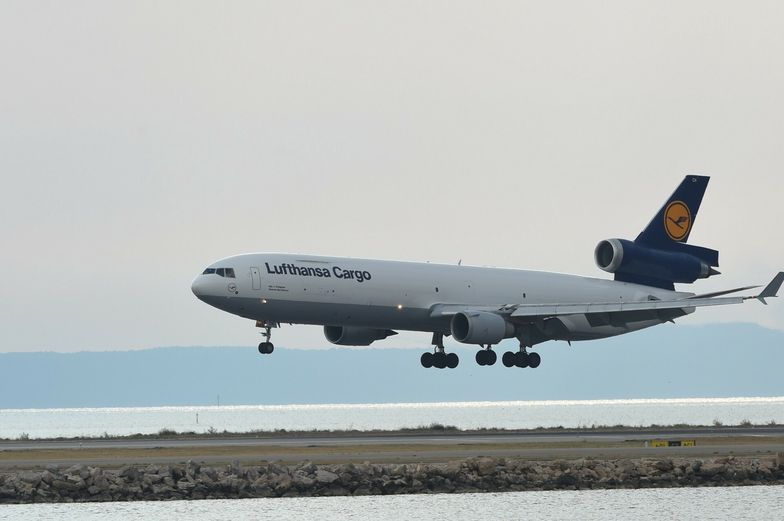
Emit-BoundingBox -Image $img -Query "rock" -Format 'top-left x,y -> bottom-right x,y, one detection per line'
315,470 -> 339,484
698,463 -> 726,478
273,474 -> 292,494
445,460 -> 464,477
118,466 -> 138,481
65,464 -> 89,479
40,470 -> 57,486
475,457 -> 497,476
177,480 -> 196,493
186,460 -> 201,477
201,466 -> 218,481
352,485 -> 373,495
17,472 -> 41,487
293,473 -> 315,488
51,479 -> 82,492
298,461 -> 317,474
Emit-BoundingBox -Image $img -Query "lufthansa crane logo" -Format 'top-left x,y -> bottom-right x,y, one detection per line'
664,201 -> 691,241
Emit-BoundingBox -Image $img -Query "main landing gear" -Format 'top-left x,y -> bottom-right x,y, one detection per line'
502,346 -> 541,369
421,333 -> 459,369
475,345 -> 497,366
257,322 -> 275,355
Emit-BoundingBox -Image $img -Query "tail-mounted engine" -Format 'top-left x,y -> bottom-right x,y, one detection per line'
595,238 -> 719,289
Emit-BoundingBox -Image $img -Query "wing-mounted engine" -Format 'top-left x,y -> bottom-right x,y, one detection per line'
323,326 -> 397,346
451,311 -> 515,345
595,238 -> 719,289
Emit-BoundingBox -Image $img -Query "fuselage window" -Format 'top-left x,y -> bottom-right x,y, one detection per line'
216,268 -> 225,277
225,268 -> 236,278
202,268 -> 216,275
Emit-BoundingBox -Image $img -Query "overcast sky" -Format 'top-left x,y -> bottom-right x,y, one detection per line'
1,1 -> 782,352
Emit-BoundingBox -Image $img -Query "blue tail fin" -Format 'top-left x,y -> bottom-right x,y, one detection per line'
605,175 -> 720,290
636,175 -> 709,247
634,175 -> 719,268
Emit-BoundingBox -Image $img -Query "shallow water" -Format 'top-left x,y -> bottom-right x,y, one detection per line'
1,486 -> 782,521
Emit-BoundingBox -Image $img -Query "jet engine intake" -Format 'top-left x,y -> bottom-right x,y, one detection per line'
451,311 -> 515,345
323,326 -> 397,346
595,238 -> 717,285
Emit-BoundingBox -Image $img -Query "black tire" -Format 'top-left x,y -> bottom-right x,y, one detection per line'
433,352 -> 447,369
267,343 -> 274,354
446,352 -> 459,369
486,350 -> 497,366
528,352 -> 541,368
502,351 -> 516,367
421,352 -> 434,368
258,342 -> 266,354
514,351 -> 529,368
475,350 -> 486,366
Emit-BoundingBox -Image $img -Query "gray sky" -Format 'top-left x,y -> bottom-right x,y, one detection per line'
1,1 -> 782,352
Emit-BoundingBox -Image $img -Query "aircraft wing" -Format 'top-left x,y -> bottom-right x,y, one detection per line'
430,272 -> 783,321
508,295 -> 742,318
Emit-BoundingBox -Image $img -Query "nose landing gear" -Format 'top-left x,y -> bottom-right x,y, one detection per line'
256,321 -> 276,355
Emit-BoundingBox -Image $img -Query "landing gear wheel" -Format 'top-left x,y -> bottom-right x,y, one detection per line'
486,350 -> 497,366
433,352 -> 447,369
514,351 -> 529,368
476,348 -> 497,366
258,342 -> 274,354
502,351 -> 516,367
527,352 -> 541,368
421,352 -> 434,368
446,352 -> 459,369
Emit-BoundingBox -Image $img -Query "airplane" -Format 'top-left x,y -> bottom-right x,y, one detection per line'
191,176 -> 782,369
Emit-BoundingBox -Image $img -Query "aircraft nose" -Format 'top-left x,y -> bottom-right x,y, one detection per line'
191,276 -> 206,298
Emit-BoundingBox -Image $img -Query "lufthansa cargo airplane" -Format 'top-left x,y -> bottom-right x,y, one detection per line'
192,176 -> 782,369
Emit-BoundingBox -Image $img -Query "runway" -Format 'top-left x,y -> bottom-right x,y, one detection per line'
1,427 -> 782,469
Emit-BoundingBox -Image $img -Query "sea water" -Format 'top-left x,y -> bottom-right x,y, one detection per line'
1,396 -> 782,439
1,486 -> 782,520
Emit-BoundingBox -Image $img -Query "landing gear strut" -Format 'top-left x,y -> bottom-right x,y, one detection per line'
421,333 -> 459,369
475,345 -> 497,366
257,322 -> 275,355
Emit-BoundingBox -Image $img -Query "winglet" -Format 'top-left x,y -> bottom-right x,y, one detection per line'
757,272 -> 784,304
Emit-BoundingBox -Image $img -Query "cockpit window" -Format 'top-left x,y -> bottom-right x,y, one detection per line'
205,267 -> 236,278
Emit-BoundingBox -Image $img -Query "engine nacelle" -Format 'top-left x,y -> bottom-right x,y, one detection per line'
451,311 -> 515,345
323,326 -> 397,346
595,238 -> 716,285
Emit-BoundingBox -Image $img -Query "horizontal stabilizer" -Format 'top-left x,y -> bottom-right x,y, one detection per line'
757,272 -> 784,304
689,285 -> 759,299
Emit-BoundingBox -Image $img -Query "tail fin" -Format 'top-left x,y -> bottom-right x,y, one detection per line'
636,175 -> 709,247
634,175 -> 719,268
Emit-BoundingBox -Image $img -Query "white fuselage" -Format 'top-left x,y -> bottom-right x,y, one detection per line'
191,253 -> 693,344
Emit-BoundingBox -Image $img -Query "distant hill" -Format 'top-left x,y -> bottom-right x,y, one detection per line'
1,323 -> 782,408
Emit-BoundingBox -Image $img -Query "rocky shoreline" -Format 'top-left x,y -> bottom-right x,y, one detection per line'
1,455 -> 782,504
